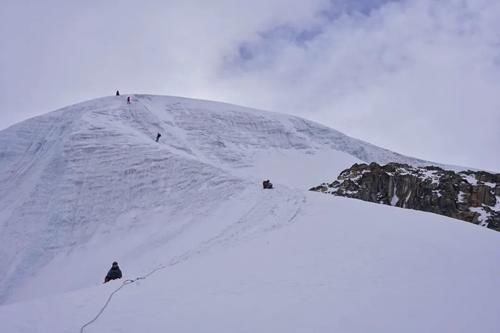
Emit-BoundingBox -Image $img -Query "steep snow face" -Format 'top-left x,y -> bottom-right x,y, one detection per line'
0,94 -> 426,304
1,95 -> 499,333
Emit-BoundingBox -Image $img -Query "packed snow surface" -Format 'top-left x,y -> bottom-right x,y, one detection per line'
0,95 -> 499,332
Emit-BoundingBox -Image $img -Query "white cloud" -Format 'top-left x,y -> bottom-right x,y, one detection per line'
214,0 -> 500,170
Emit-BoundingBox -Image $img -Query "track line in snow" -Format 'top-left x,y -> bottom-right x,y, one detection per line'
79,187 -> 306,332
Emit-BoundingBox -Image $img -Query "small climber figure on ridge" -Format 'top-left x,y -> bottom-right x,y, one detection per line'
116,90 -> 120,96
263,179 -> 273,189
127,96 -> 131,104
155,132 -> 162,142
104,261 -> 122,283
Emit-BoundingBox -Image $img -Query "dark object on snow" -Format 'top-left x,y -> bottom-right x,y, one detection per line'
116,90 -> 120,96
127,96 -> 131,104
155,132 -> 162,142
104,261 -> 122,283
263,179 -> 273,189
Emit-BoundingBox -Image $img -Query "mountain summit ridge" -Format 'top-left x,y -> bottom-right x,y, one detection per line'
0,94 -> 429,303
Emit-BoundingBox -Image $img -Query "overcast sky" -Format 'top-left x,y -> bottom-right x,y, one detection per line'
1,0 -> 499,171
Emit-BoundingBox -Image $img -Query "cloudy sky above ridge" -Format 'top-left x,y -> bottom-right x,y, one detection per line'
1,0 -> 499,170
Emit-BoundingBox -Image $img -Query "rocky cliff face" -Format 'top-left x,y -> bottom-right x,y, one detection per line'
310,163 -> 500,231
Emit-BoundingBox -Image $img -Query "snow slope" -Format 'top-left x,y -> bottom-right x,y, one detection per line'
0,94 -> 425,303
1,190 -> 499,333
0,94 -> 499,332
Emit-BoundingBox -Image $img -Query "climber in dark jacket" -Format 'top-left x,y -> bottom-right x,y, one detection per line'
263,179 -> 273,189
104,261 -> 122,283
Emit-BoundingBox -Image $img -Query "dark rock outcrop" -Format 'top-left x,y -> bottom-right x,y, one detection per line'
310,163 -> 500,231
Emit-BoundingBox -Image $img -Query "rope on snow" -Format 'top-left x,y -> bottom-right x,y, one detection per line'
79,264 -> 165,333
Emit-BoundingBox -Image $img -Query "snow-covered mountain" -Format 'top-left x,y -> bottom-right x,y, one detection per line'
0,95 -> 499,333
0,94 -> 423,303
